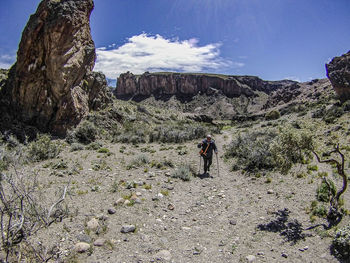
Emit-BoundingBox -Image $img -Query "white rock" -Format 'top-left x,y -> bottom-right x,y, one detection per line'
115,198 -> 125,205
75,242 -> 90,253
87,218 -> 99,230
155,250 -> 172,261
93,238 -> 105,247
246,255 -> 256,262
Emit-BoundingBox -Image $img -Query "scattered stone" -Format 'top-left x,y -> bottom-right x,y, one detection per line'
76,234 -> 92,243
135,198 -> 142,204
108,208 -> 116,215
121,225 -> 136,233
257,252 -> 265,256
124,200 -> 131,206
75,242 -> 91,253
167,186 -> 174,190
136,192 -> 142,196
155,250 -> 172,261
115,198 -> 124,206
282,253 -> 288,258
229,220 -> 237,225
93,238 -> 106,247
165,172 -> 171,177
267,189 -> 274,194
87,218 -> 99,230
158,193 -> 164,198
168,203 -> 175,210
246,255 -> 256,262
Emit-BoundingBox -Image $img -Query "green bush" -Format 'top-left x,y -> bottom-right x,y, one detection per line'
316,179 -> 336,202
265,110 -> 280,120
27,134 -> 61,162
172,165 -> 194,181
225,127 -> 314,173
67,120 -> 97,144
332,224 -> 350,261
323,105 -> 344,123
225,131 -> 277,172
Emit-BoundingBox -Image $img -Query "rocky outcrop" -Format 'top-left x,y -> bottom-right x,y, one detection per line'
0,0 -> 111,136
326,50 -> 350,102
116,72 -> 299,101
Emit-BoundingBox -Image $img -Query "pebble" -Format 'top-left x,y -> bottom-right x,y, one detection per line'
93,238 -> 106,247
257,252 -> 265,256
246,255 -> 256,262
76,234 -> 92,243
299,246 -> 309,252
155,250 -> 172,261
124,200 -> 131,206
121,225 -> 136,233
75,242 -> 90,253
168,203 -> 175,210
229,220 -> 237,225
108,208 -> 116,214
87,218 -> 99,230
281,253 -> 288,258
115,198 -> 125,206
158,193 -> 164,198
267,189 -> 274,194
136,192 -> 142,196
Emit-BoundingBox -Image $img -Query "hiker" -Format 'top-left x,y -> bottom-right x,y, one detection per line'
198,134 -> 218,174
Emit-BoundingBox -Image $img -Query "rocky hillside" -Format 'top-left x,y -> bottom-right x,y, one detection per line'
0,0 -> 112,137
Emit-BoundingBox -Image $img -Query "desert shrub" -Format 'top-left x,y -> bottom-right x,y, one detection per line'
225,131 -> 277,172
172,164 -> 194,181
128,154 -> 149,169
316,179 -> 337,202
312,105 -> 326,118
0,170 -> 68,261
27,134 -> 61,162
85,141 -> 102,150
225,127 -> 314,173
70,143 -> 84,152
265,110 -> 280,120
270,128 -> 314,174
66,120 -> 97,144
323,105 -> 344,123
332,224 -> 350,261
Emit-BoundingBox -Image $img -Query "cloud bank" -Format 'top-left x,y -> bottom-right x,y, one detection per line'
94,33 -> 239,79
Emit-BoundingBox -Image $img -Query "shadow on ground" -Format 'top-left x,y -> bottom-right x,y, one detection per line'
257,208 -> 310,245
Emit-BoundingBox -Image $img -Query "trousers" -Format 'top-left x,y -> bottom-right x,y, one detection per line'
203,156 -> 212,173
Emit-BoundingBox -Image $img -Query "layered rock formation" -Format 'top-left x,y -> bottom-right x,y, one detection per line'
326,50 -> 350,102
116,72 -> 299,101
1,0 -> 111,136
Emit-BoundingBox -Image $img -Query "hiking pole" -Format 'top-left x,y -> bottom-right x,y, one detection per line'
198,156 -> 202,175
216,153 -> 220,177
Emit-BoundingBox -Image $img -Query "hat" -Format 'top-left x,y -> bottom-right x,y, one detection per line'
207,134 -> 212,139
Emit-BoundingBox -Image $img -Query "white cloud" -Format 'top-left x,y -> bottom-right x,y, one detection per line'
0,54 -> 15,69
94,33 -> 240,79
284,76 -> 301,82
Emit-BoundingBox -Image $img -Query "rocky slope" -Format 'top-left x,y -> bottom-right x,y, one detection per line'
0,0 -> 111,136
326,50 -> 350,102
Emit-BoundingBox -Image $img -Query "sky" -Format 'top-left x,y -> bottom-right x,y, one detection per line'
0,0 -> 350,83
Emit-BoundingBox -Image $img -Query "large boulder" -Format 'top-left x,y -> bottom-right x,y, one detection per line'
1,0 -> 111,136
326,50 -> 350,102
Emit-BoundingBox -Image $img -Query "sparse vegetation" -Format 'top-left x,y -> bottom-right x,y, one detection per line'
27,134 -> 62,162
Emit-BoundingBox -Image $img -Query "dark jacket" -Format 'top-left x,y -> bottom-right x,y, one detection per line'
199,139 -> 217,158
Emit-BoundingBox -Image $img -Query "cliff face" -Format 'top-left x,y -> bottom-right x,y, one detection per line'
326,50 -> 350,102
1,0 -> 111,136
116,72 -> 299,101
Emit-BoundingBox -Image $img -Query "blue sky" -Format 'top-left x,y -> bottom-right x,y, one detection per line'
0,0 -> 350,82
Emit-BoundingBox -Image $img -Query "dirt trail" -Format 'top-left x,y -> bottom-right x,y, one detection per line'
28,130 -> 345,262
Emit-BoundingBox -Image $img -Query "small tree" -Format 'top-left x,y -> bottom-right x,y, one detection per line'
312,144 -> 348,226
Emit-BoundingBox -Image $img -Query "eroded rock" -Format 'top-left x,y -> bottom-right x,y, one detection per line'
1,0 -> 111,136
326,50 -> 350,102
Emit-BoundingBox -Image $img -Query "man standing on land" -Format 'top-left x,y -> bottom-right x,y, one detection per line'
198,134 -> 218,174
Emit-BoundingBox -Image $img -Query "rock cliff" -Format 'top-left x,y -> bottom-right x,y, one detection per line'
326,50 -> 350,102
116,72 -> 299,101
0,0 -> 111,136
